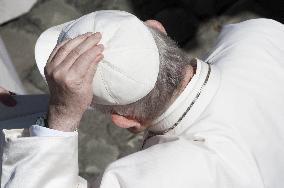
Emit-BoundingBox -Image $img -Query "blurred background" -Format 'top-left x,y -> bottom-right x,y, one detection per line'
0,0 -> 283,184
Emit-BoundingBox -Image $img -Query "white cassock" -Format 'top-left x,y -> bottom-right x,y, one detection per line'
1,18 -> 284,188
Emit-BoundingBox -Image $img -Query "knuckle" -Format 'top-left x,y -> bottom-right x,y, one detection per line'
70,48 -> 81,57
63,76 -> 80,89
58,45 -> 69,55
51,69 -> 62,80
62,75 -> 72,83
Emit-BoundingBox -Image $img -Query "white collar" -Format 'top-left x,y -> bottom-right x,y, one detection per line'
147,59 -> 221,137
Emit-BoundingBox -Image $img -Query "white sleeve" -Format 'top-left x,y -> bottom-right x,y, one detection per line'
29,124 -> 77,137
1,129 -> 87,188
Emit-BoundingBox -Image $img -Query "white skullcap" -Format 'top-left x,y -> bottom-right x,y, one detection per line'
35,10 -> 159,105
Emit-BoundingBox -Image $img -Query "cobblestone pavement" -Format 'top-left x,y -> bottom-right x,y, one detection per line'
0,0 -> 282,184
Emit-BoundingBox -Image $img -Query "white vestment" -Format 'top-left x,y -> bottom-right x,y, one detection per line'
1,18 -> 284,188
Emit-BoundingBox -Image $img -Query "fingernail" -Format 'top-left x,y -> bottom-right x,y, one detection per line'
98,44 -> 104,51
94,32 -> 102,38
85,32 -> 93,37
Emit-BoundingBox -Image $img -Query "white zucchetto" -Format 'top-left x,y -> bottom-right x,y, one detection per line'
35,10 -> 160,105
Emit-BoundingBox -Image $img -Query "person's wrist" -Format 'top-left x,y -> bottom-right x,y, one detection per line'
47,104 -> 84,132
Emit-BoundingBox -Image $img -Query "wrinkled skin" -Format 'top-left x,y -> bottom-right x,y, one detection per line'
45,32 -> 104,132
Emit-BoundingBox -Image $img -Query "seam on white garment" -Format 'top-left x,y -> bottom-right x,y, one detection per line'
261,35 -> 284,54
30,125 -> 76,137
102,60 -> 149,86
99,67 -> 119,104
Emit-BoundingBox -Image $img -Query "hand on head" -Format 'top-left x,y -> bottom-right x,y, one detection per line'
45,32 -> 104,132
44,18 -> 167,133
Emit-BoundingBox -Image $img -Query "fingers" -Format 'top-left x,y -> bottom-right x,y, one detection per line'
46,32 -> 92,70
55,33 -> 102,72
45,32 -> 104,91
69,43 -> 104,77
47,39 -> 70,65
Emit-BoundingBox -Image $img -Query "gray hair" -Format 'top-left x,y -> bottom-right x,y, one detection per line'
94,26 -> 193,123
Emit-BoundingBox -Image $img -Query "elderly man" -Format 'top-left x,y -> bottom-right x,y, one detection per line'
1,10 -> 284,188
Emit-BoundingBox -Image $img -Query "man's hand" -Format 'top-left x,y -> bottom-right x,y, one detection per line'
0,87 -> 16,107
45,32 -> 104,132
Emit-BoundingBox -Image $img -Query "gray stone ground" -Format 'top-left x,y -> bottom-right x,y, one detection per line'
0,0 -> 268,184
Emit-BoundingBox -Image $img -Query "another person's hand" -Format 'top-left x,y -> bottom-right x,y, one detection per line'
45,32 -> 104,132
0,86 -> 16,107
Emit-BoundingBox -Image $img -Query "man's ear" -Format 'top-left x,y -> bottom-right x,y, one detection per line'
111,113 -> 141,129
144,20 -> 167,35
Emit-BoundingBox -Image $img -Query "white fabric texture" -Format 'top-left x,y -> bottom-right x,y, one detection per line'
2,18 -> 284,188
29,125 -> 76,137
1,129 -> 87,188
35,10 -> 159,105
